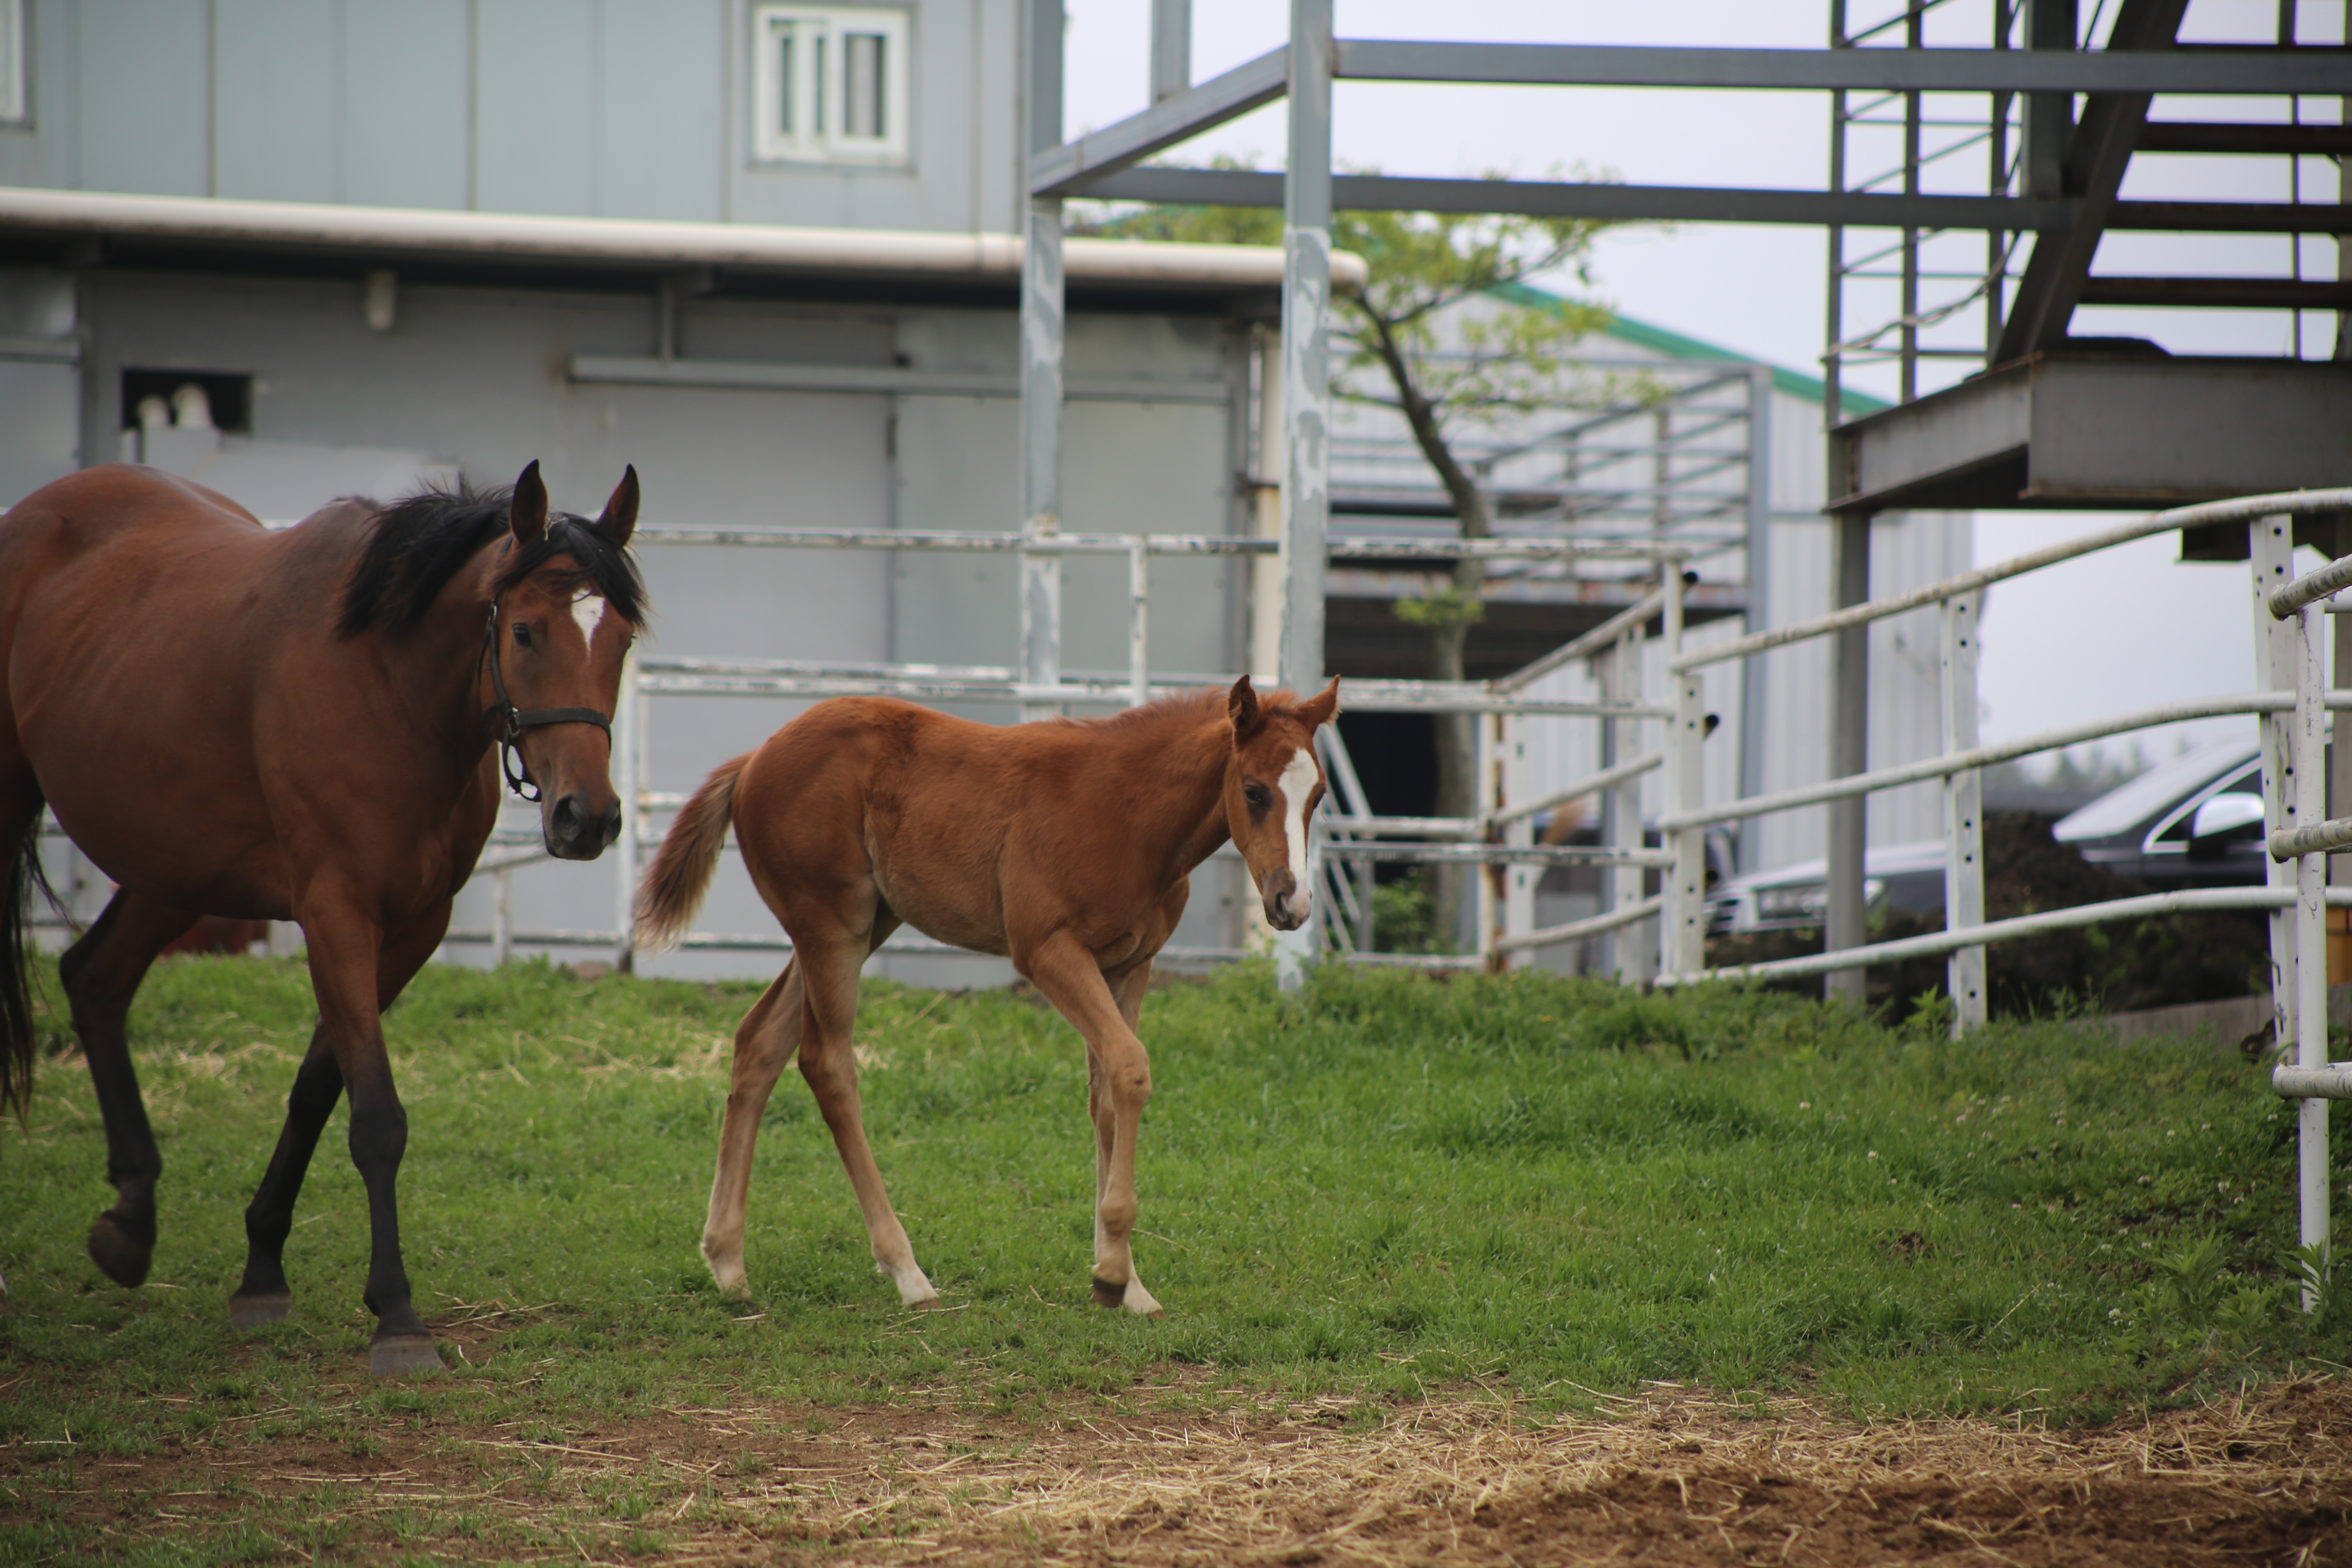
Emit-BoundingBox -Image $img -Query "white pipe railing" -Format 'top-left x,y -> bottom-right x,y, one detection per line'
569,523 -> 1700,971
1633,489 -> 2352,1311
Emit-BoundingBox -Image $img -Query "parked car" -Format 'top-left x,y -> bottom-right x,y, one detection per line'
2051,735 -> 2265,890
1704,840 -> 1951,936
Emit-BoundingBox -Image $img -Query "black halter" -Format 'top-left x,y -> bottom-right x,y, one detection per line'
479,604 -> 613,802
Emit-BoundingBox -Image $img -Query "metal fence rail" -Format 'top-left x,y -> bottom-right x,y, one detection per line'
499,520 -> 1707,972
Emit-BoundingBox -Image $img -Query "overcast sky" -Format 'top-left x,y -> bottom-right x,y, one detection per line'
1062,0 -> 2347,764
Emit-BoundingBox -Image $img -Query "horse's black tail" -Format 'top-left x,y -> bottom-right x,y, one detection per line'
0,802 -> 59,1120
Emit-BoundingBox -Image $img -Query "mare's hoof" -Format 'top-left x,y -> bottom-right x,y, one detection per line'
369,1332 -> 444,1379
87,1215 -> 153,1289
227,1291 -> 293,1332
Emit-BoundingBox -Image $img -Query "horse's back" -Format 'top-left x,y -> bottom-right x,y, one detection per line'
0,464 -> 265,563
0,467 -> 388,915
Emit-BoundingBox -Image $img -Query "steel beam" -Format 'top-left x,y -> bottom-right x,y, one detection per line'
1274,0 -> 1333,992
1079,167 -> 2074,231
1149,0 -> 1192,102
1831,356 -> 2352,514
1027,47 -> 1287,196
1824,513 -> 1872,1008
1019,0 -> 1065,722
1330,38 -> 2352,94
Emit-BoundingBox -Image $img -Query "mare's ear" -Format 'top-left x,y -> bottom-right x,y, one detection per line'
1227,674 -> 1265,742
1295,676 -> 1341,730
509,460 -> 550,546
595,464 -> 639,547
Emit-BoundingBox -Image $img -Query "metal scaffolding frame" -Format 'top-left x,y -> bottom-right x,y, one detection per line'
1030,0 -> 2343,1005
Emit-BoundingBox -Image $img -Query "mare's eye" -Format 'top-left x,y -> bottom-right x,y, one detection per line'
513,623 -> 534,649
1243,783 -> 1270,809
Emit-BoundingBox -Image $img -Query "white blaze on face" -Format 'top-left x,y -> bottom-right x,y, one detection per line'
1276,745 -> 1319,916
570,594 -> 608,646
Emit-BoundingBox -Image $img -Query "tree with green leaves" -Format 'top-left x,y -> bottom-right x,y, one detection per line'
1079,182 -> 1615,946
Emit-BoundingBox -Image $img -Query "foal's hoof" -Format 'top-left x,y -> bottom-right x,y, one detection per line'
369,1332 -> 445,1379
227,1291 -> 293,1332
1091,1276 -> 1165,1319
87,1215 -> 153,1289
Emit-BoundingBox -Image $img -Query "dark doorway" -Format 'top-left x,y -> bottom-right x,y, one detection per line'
1335,710 -> 1437,819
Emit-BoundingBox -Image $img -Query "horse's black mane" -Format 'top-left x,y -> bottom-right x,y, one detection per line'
335,481 -> 646,639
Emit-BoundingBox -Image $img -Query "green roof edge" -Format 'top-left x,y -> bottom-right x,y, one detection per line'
1489,280 -> 1891,416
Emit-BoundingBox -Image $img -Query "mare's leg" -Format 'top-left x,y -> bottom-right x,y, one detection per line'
701,960 -> 805,1298
229,909 -> 447,1332
295,892 -> 438,1375
59,891 -> 201,1287
1022,934 -> 1163,1317
795,915 -> 938,1307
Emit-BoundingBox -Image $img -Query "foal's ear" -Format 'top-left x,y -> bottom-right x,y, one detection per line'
1295,676 -> 1341,730
1227,674 -> 1265,741
509,460 -> 550,546
595,465 -> 639,547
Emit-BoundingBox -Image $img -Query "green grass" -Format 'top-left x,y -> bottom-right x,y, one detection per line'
2,954 -> 2346,1551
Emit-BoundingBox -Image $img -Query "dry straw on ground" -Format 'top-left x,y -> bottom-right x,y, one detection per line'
20,1372 -> 2348,1566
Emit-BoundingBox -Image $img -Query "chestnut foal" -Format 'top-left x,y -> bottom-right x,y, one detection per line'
635,675 -> 1339,1316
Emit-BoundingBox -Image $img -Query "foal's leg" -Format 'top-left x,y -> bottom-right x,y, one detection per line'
1085,960 -> 1163,1316
795,918 -> 938,1307
229,911 -> 446,1332
1022,933 -> 1162,1317
60,891 -> 201,1287
701,960 -> 805,1298
296,892 -> 439,1375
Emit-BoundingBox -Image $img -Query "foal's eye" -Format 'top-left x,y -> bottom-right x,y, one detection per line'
512,623 -> 534,649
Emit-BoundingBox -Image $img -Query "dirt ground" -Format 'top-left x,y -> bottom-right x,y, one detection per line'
11,1355 -> 2352,1567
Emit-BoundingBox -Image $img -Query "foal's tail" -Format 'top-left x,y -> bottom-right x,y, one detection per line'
634,754 -> 750,956
0,802 -> 58,1120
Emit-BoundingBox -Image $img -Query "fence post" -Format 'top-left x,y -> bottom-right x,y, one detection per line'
1607,618 -> 1656,982
1737,362 -> 1773,877
2292,600 -> 2332,1306
612,646 -> 641,973
1662,565 -> 1706,980
1127,535 -> 1150,708
1501,711 -> 1533,970
2253,516 -> 2304,1079
1475,712 -> 1497,968
1939,592 -> 1987,1033
493,867 -> 514,969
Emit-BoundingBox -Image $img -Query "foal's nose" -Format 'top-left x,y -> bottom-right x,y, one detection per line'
547,793 -> 622,860
1262,869 -> 1310,931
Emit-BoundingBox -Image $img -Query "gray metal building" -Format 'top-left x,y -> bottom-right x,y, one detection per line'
0,0 -> 1298,982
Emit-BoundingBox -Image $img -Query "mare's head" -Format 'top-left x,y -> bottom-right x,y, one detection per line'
1222,675 -> 1341,931
485,463 -> 644,858
339,461 -> 646,860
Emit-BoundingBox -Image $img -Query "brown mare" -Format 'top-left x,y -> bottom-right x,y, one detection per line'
0,461 -> 643,1374
634,675 -> 1339,1317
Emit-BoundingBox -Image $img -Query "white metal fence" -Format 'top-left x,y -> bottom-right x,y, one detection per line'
435,521 -> 1698,973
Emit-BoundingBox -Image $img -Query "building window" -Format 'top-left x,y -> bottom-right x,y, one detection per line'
0,0 -> 25,125
752,5 -> 910,165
